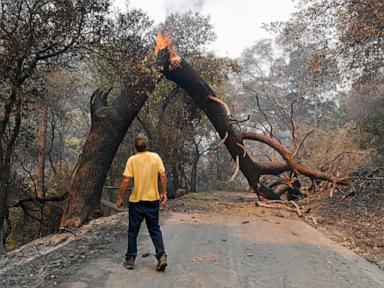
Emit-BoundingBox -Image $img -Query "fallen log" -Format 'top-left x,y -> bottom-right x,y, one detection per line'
155,31 -> 352,199
156,35 -> 284,199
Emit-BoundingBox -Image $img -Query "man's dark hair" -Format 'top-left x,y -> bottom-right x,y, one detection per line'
134,133 -> 148,152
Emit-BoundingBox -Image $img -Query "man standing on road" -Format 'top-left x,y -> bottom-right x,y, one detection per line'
116,133 -> 168,271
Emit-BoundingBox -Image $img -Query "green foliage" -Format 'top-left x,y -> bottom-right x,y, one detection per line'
162,11 -> 216,57
89,8 -> 156,90
0,0 -> 111,87
191,53 -> 240,90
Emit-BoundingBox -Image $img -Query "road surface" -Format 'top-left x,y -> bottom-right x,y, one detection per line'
58,212 -> 384,288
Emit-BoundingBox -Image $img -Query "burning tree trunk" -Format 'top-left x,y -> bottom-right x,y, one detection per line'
155,32 -> 352,199
60,82 -> 154,227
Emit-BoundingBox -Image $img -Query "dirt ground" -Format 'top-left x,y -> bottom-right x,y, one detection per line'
305,186 -> 384,269
1,191 -> 384,288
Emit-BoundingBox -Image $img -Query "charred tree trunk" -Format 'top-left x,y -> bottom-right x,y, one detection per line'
157,52 -> 284,199
191,157 -> 198,192
0,92 -> 21,254
190,139 -> 200,192
36,105 -> 48,199
60,83 -> 154,227
0,176 -> 7,254
156,49 -> 352,199
171,164 -> 181,193
0,220 -> 4,254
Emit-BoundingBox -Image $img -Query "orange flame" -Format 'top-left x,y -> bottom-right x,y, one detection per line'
155,30 -> 181,70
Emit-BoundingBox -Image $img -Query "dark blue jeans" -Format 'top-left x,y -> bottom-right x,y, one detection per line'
126,201 -> 165,259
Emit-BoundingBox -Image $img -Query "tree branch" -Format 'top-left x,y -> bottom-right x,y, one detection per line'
242,131 -> 352,187
8,192 -> 69,208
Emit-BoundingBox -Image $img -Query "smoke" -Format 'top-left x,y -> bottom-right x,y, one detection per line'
163,0 -> 207,13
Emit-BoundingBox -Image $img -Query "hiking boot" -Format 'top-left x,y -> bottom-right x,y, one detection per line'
123,256 -> 135,270
156,253 -> 167,271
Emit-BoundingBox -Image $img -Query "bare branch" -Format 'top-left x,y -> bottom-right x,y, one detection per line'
8,193 -> 69,208
242,131 -> 353,187
289,200 -> 303,216
322,150 -> 370,171
293,129 -> 316,156
5,97 -> 22,166
213,131 -> 228,150
244,87 -> 281,143
289,97 -> 302,151
229,155 -> 240,182
136,115 -> 152,140
208,95 -> 231,117
329,181 -> 337,198
256,200 -> 297,213
236,143 -> 247,157
229,114 -> 250,125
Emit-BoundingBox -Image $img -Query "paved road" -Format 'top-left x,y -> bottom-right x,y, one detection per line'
59,212 -> 384,288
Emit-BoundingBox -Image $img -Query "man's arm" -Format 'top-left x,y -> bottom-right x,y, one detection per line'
116,176 -> 131,208
159,171 -> 167,205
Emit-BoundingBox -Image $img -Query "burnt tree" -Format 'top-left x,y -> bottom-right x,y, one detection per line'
36,105 -> 48,199
60,81 -> 154,227
155,35 -> 352,199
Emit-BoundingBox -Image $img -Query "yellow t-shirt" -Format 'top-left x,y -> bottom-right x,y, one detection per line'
123,151 -> 165,202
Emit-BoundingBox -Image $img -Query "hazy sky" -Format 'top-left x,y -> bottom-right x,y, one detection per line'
114,0 -> 295,58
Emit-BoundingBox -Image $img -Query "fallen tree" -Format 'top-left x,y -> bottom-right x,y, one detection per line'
60,32 -> 353,228
60,80 -> 154,227
155,32 -> 353,199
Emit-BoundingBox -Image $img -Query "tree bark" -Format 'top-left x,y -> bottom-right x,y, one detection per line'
60,82 -> 154,227
156,50 -> 351,199
36,105 -> 48,199
241,132 -> 351,186
0,221 -> 4,255
0,93 -> 21,253
157,52 -> 284,199
0,165 -> 7,254
191,158 -> 198,192
171,164 -> 181,193
190,139 -> 200,192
